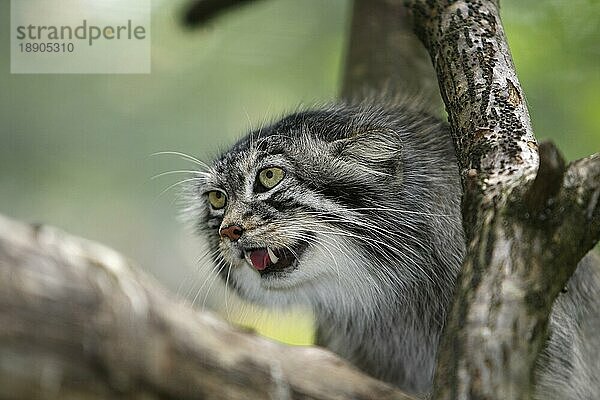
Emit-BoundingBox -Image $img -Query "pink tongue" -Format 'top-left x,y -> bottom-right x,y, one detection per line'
249,249 -> 271,271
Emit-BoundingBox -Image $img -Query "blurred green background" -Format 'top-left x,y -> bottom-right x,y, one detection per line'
1,0 -> 599,345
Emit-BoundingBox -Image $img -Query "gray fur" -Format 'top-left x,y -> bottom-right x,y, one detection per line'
183,99 -> 600,398
535,252 -> 600,400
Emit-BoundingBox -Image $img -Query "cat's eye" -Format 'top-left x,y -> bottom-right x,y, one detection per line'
207,190 -> 227,209
258,167 -> 285,190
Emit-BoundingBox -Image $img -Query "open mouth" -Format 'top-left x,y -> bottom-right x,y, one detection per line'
242,243 -> 308,276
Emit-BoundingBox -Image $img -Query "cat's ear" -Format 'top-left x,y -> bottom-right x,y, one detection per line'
330,129 -> 403,177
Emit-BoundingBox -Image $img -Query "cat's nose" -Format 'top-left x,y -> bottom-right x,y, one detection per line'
220,224 -> 244,241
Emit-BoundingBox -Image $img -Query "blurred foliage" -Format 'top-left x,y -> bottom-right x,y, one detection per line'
0,0 -> 598,346
503,0 -> 600,158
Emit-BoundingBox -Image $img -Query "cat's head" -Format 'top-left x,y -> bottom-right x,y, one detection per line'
186,105 -> 418,307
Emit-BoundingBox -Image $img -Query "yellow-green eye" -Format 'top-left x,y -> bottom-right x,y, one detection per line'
208,191 -> 227,209
258,167 -> 285,190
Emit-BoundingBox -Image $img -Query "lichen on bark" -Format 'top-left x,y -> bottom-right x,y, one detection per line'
404,1 -> 600,399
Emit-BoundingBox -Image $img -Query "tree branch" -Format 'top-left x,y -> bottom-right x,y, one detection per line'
342,0 -> 441,112
182,0 -> 264,27
523,141 -> 566,213
406,0 -> 538,185
0,213 -> 416,400
404,0 -> 600,399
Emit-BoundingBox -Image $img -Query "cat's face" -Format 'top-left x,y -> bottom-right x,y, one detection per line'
188,109 -> 404,306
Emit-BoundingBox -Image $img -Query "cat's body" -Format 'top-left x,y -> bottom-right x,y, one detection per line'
186,100 -> 600,398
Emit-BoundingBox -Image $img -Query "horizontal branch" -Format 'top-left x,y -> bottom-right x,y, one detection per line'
182,0 -> 264,27
0,213 -> 416,400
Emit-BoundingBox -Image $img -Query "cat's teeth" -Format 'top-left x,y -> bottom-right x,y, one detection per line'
267,247 -> 279,264
244,251 -> 253,266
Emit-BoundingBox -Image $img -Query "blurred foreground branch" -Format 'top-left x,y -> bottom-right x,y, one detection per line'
0,213 -> 416,400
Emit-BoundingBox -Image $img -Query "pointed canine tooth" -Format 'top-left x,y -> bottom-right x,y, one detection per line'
267,247 -> 279,264
244,250 -> 253,266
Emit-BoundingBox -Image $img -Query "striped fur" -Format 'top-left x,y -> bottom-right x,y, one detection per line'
183,99 -> 600,398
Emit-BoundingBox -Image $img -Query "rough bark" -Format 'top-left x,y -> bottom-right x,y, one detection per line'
403,1 -> 600,399
0,213 -> 416,400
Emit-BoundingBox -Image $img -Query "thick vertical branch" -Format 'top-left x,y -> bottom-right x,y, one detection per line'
406,0 -> 538,185
342,0 -> 441,111
403,1 -> 600,399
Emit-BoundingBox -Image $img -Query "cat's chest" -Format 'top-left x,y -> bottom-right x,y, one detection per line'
314,311 -> 439,394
